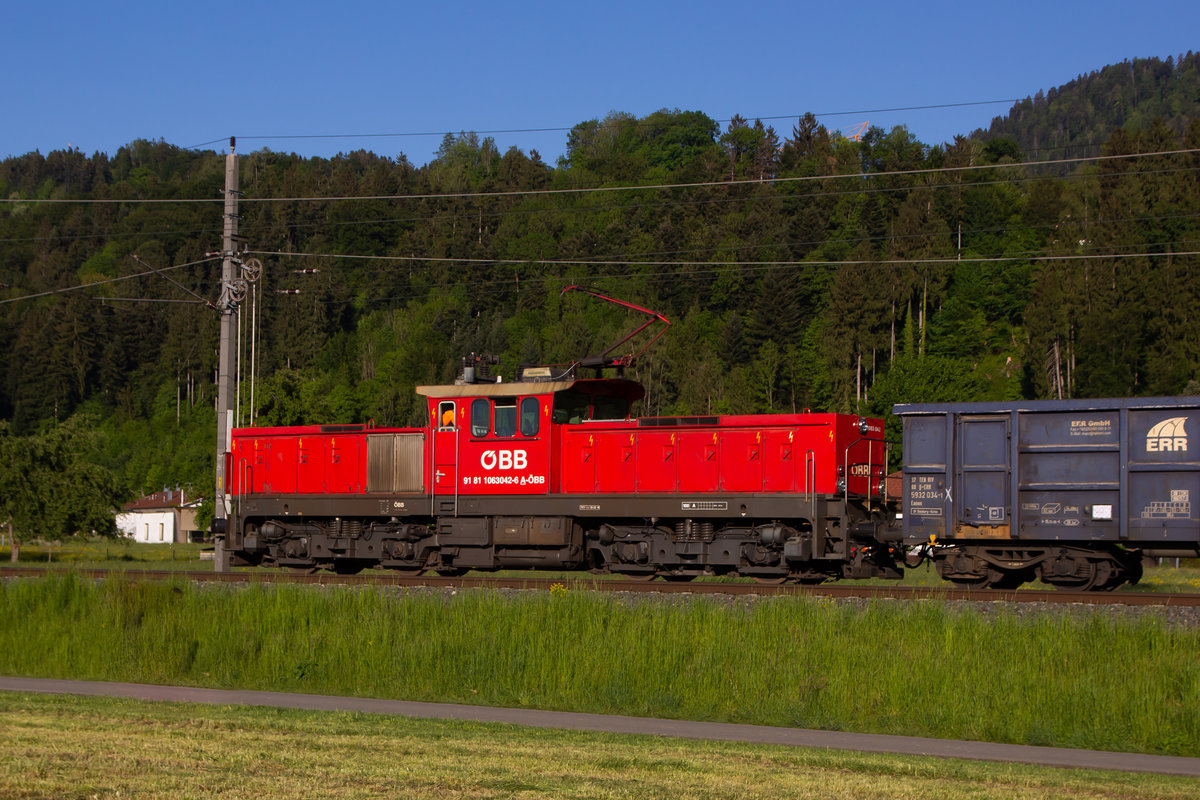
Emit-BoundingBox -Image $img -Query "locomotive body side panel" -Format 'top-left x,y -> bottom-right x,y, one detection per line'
594,430 -> 638,492
296,436 -> 327,494
554,413 -> 884,500
676,432 -> 719,493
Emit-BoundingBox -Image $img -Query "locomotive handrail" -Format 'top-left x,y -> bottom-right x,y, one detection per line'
841,435 -> 879,512
804,449 -> 816,521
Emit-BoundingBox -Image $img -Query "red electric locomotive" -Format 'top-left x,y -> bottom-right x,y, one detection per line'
220,291 -> 902,583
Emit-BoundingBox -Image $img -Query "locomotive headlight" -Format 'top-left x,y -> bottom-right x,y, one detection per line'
858,417 -> 869,435
836,477 -> 847,493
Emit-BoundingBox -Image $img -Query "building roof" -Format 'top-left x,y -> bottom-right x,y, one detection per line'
122,488 -> 202,512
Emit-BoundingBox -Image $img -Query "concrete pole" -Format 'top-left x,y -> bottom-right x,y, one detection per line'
213,138 -> 239,572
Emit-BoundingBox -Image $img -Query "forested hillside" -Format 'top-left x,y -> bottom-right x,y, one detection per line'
2,103 -> 1199,508
977,52 -> 1200,162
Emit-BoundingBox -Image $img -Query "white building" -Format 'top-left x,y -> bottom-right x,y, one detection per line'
116,488 -> 202,544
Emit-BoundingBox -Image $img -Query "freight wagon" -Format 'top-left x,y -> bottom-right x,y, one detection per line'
896,397 -> 1200,589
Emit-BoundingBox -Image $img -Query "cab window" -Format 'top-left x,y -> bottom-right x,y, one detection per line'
520,397 -> 540,436
470,399 -> 490,437
553,390 -> 589,424
438,401 -> 457,430
593,394 -> 629,420
494,398 -> 517,438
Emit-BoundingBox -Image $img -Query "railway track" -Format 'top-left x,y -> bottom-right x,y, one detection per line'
3,566 -> 1198,606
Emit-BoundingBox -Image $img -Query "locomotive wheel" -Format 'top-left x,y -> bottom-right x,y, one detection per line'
617,571 -> 657,582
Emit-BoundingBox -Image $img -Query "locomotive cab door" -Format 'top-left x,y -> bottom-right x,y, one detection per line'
432,400 -> 460,511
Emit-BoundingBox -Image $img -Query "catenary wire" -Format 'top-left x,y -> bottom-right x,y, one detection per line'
181,100 -> 1021,151
3,148 -> 1197,206
4,161 -> 1199,247
0,256 -> 220,306
277,249 -> 1200,308
248,249 -> 1200,269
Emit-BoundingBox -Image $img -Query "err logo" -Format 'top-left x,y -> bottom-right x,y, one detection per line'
480,449 -> 528,470
1146,417 -> 1188,453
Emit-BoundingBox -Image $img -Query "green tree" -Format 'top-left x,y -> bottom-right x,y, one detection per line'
0,418 -> 124,561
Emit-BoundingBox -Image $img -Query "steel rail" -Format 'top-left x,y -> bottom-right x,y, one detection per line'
3,566 -> 1198,607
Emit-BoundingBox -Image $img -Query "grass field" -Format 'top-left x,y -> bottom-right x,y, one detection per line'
1,573 -> 1197,758
2,537 -> 213,570
3,692 -> 1197,800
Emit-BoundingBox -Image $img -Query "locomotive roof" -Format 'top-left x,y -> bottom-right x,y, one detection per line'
415,376 -> 645,399
415,379 -> 578,398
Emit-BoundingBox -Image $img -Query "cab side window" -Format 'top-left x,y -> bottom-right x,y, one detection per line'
520,397 -> 540,436
593,394 -> 629,420
438,401 -> 456,430
470,399 -> 490,437
494,398 -> 517,438
553,390 -> 589,424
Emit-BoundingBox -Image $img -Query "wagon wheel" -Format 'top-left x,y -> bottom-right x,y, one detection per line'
1046,560 -> 1098,591
984,568 -> 1028,590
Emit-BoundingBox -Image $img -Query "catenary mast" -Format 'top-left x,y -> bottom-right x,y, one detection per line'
213,138 -> 239,572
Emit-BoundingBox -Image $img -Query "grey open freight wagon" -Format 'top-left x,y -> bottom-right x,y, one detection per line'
894,396 -> 1200,590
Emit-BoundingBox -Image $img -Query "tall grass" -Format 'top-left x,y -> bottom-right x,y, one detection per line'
1,574 -> 1197,756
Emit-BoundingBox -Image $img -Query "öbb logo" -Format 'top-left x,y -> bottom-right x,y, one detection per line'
480,449 -> 528,470
1146,417 -> 1188,453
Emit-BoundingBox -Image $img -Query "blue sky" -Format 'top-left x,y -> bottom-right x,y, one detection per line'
5,0 -> 1198,164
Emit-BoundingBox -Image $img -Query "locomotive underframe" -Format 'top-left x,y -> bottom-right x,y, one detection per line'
227,491 -> 903,582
